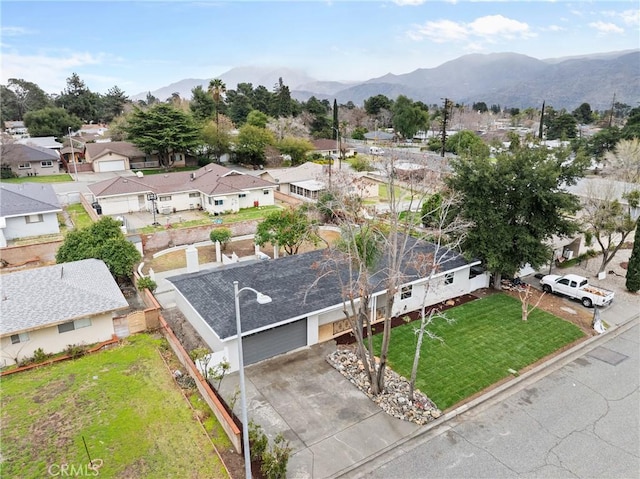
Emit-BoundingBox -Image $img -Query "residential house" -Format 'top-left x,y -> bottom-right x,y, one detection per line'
258,162 -> 327,195
0,143 -> 61,177
311,139 -> 356,159
84,141 -> 148,173
88,163 -> 277,216
168,237 -> 486,372
3,121 -> 28,137
17,136 -> 64,152
0,259 -> 129,366
0,183 -> 62,247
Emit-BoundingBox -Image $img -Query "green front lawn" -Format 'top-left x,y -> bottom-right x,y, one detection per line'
373,293 -> 585,410
1,174 -> 73,183
0,334 -> 230,479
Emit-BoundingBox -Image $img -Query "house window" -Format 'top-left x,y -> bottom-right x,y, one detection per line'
58,318 -> 92,333
400,286 -> 412,299
26,214 -> 43,224
10,332 -> 29,344
444,273 -> 454,285
239,193 -> 247,198
214,199 -> 224,206
18,162 -> 31,169
189,192 -> 200,198
159,195 -> 172,201
40,160 -> 53,168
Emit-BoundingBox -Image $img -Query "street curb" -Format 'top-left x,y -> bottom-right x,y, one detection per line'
332,313 -> 640,479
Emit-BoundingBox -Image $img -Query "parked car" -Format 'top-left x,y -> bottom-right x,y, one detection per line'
539,273 -> 614,308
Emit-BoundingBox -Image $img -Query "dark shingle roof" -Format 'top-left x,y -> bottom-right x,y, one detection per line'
168,237 -> 470,340
0,183 -> 62,217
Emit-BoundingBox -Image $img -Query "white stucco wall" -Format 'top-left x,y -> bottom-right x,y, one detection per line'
2,211 -> 60,240
0,313 -> 115,367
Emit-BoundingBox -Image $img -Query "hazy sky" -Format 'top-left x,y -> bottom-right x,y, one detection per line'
1,0 -> 638,96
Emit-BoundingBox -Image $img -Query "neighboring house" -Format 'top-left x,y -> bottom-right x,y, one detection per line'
311,139 -> 356,159
0,259 -> 129,366
0,143 -> 61,177
168,237 -> 486,372
258,162 -> 327,195
17,136 -> 64,152
88,163 -> 277,216
4,121 -> 28,137
0,183 -> 62,247
84,141 -> 148,173
76,123 -> 109,137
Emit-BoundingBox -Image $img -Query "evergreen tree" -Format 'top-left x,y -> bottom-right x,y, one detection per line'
625,224 -> 640,292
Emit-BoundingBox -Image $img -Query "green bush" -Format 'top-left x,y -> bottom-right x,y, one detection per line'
137,276 -> 157,292
64,344 -> 87,359
261,433 -> 292,479
350,156 -> 372,172
249,421 -> 268,462
32,348 -> 50,364
209,227 -> 232,249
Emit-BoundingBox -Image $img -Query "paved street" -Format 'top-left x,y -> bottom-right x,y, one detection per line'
345,321 -> 639,479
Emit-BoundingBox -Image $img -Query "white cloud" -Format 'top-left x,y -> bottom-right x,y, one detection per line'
619,9 -> 640,26
1,51 -> 106,94
393,0 -> 427,5
0,26 -> 32,36
408,14 -> 534,43
542,25 -> 565,32
588,21 -> 624,35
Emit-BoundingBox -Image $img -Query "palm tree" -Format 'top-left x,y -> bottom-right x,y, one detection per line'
208,79 -> 226,127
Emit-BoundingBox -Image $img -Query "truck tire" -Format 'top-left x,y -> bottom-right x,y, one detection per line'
581,297 -> 593,308
542,284 -> 552,293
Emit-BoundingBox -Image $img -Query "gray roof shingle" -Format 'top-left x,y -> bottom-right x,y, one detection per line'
0,259 -> 129,335
88,164 -> 276,198
168,237 -> 470,340
0,183 -> 62,217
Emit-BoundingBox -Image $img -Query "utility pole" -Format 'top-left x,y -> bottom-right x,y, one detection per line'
608,93 -> 616,128
440,98 -> 452,158
538,101 -> 545,140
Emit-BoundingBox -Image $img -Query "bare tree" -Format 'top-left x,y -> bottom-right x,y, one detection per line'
312,156 -> 470,396
581,181 -> 639,274
604,138 -> 640,183
517,285 -> 545,321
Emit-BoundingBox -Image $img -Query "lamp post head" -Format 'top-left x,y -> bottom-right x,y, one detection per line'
256,293 -> 272,305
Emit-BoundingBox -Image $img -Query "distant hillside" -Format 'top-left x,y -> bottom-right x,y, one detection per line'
134,50 -> 639,110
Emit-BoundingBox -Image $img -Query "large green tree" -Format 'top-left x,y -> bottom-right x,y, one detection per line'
23,107 -> 82,138
1,78 -> 52,122
234,124 -> 274,166
364,94 -> 392,116
277,137 -> 314,165
392,95 -> 429,140
208,78 -> 227,125
190,85 -> 215,122
447,145 -> 583,286
546,112 -> 578,140
124,103 -> 201,168
56,217 -> 141,280
100,86 -> 129,123
200,116 -> 233,163
55,73 -> 101,123
254,208 -> 317,255
445,130 -> 490,158
621,107 -> 640,140
625,224 -> 640,292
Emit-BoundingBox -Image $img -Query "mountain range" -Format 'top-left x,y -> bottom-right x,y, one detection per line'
134,50 -> 639,111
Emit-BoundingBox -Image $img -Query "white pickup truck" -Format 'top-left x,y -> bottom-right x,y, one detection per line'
540,273 -> 614,308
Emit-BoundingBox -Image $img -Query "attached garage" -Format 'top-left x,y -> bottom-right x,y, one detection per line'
242,319 -> 307,366
96,159 -> 126,172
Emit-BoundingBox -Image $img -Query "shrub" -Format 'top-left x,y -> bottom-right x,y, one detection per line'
350,156 -> 372,172
64,344 -> 87,359
137,276 -> 157,292
249,420 -> 268,462
261,433 -> 292,479
32,348 -> 50,364
209,227 -> 232,250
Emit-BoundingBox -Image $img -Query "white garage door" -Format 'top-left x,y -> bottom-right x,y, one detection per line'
99,160 -> 126,172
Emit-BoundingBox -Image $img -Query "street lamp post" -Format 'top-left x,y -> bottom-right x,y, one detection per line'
234,281 -> 272,479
